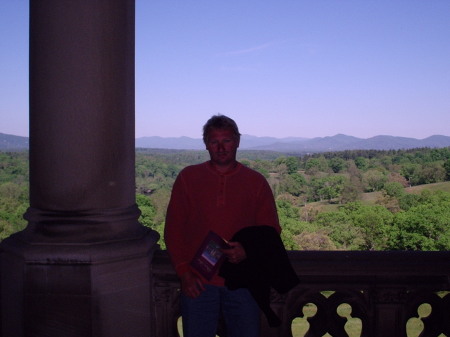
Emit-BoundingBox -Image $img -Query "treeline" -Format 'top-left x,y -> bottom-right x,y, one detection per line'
1,148 -> 450,250
0,151 -> 29,240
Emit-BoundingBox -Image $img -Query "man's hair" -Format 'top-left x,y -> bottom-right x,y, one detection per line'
203,114 -> 241,144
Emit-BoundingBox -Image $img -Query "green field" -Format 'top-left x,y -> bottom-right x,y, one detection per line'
362,181 -> 450,202
405,180 -> 450,194
304,181 -> 450,214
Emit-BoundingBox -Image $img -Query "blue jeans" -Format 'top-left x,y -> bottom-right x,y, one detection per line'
181,285 -> 260,337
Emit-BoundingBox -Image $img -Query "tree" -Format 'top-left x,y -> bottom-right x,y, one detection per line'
387,172 -> 409,187
329,157 -> 346,173
276,200 -> 304,249
308,175 -> 346,202
305,156 -> 329,175
314,211 -> 365,250
285,156 -> 300,175
354,157 -> 368,170
419,163 -> 446,184
377,182 -> 405,213
136,194 -> 166,248
339,181 -> 362,204
398,193 -> 421,211
148,189 -> 171,227
383,182 -> 405,199
340,203 -> 394,250
278,172 -> 306,197
362,169 -> 387,192
401,163 -> 419,187
0,183 -> 28,241
340,161 -> 363,204
444,159 -> 450,181
244,159 -> 271,178
295,231 -> 336,250
390,198 -> 450,250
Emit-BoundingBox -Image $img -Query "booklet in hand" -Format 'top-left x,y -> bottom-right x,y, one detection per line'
190,231 -> 230,280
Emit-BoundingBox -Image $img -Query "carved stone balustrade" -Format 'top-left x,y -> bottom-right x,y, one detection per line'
151,250 -> 450,337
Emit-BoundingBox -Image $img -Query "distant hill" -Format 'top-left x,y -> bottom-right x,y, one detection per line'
2,132 -> 450,153
0,133 -> 29,150
136,134 -> 450,153
135,136 -> 204,150
134,134 -> 309,150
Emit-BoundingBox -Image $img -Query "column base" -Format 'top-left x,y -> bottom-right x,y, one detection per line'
1,229 -> 159,337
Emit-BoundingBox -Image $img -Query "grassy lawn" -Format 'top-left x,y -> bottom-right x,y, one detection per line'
361,181 -> 450,204
405,181 -> 450,194
303,181 -> 450,213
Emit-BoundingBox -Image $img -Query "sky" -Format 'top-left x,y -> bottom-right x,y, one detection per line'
1,1 -> 449,140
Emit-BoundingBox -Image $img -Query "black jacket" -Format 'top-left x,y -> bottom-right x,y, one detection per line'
219,226 -> 299,327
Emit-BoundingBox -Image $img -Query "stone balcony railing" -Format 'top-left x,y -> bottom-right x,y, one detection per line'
151,250 -> 450,337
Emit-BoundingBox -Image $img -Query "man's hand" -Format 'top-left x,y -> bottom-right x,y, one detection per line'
180,271 -> 205,298
222,241 -> 247,264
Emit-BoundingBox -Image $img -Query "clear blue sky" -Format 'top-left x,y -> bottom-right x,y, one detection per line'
1,1 -> 449,139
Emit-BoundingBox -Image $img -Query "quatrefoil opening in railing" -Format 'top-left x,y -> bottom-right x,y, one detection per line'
291,290 -> 366,337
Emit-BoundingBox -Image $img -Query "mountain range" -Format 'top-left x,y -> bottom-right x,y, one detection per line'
2,132 -> 450,153
133,134 -> 450,153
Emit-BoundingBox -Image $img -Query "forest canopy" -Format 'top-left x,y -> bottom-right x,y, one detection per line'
1,147 -> 450,250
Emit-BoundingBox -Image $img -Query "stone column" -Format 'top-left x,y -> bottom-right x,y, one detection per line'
0,1 -> 159,336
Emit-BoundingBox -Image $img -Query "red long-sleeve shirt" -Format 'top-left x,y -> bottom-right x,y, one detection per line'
164,161 -> 281,286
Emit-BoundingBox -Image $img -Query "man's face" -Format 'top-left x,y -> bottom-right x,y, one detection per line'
205,128 -> 240,168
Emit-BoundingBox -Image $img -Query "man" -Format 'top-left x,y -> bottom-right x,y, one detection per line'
164,114 -> 281,337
